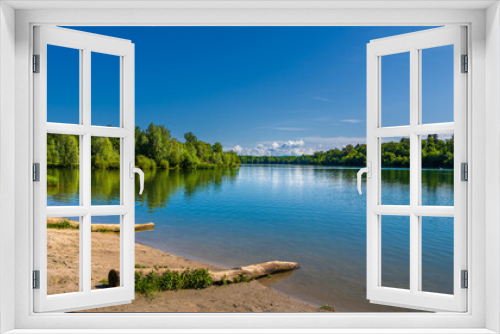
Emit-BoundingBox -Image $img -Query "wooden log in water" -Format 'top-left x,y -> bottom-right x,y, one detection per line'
109,261 -> 300,287
46,217 -> 154,233
132,223 -> 155,232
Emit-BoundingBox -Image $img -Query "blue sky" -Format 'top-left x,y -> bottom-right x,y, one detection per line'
48,26 -> 453,156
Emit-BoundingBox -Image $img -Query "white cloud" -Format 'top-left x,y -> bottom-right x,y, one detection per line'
227,137 -> 366,157
341,119 -> 363,124
233,145 -> 243,154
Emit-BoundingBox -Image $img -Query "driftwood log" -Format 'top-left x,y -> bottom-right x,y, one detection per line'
47,217 -> 154,232
108,261 -> 299,287
90,223 -> 154,233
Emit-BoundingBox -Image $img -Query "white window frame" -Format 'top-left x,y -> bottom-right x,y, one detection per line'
33,26 -> 136,313
366,26 -> 468,312
1,1 -> 499,333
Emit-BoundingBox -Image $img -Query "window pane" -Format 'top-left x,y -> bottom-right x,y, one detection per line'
47,45 -> 80,124
47,134 -> 80,206
381,137 -> 410,205
421,45 -> 454,124
91,52 -> 120,127
381,215 -> 410,290
421,133 -> 454,206
47,216 -> 80,295
91,215 -> 121,290
421,217 -> 454,294
381,52 -> 410,127
91,137 -> 121,205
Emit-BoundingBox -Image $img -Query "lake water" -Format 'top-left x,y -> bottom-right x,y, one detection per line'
48,165 -> 454,312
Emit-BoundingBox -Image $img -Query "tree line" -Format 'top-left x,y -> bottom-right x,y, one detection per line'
47,123 -> 241,170
239,135 -> 454,169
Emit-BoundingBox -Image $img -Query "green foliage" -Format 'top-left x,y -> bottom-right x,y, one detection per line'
134,123 -> 240,170
47,123 -> 240,170
197,163 -> 217,170
47,219 -> 78,230
321,304 -> 335,312
159,159 -> 169,169
47,175 -> 59,187
47,134 -> 79,168
91,137 -> 120,169
134,268 -> 213,298
136,155 -> 157,170
240,135 -> 453,169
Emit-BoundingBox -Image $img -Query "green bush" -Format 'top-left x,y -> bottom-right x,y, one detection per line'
136,155 -> 157,170
134,268 -> 213,298
321,304 -> 335,312
159,159 -> 169,169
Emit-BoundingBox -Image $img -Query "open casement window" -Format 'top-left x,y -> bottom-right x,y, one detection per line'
33,26 -> 138,312
364,26 -> 467,312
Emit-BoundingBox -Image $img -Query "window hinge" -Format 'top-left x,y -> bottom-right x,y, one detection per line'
33,163 -> 40,182
461,270 -> 468,289
33,54 -> 40,73
461,162 -> 468,182
33,270 -> 40,289
461,54 -> 468,73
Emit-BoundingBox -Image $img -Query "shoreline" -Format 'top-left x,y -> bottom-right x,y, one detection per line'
47,228 -> 325,313
134,240 -> 325,309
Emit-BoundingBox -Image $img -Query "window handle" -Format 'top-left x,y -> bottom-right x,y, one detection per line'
130,162 -> 145,195
357,162 -> 371,195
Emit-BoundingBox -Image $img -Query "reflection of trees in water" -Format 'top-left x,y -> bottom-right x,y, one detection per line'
137,168 -> 240,211
49,166 -> 452,209
381,169 -> 410,185
47,168 -> 79,200
92,169 -> 121,203
421,169 -> 454,191
49,167 -> 240,210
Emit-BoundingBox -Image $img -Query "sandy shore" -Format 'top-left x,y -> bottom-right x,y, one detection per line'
47,229 -> 322,312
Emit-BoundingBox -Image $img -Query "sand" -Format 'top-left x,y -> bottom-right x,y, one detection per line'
47,229 -> 322,312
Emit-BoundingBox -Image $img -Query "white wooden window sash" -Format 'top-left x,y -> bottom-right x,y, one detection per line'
33,26 -> 136,313
365,26 -> 467,312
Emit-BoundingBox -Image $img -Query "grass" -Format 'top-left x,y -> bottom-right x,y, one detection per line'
47,218 -> 78,230
321,304 -> 335,312
94,228 -> 117,233
232,273 -> 251,283
134,268 -> 213,299
215,273 -> 252,286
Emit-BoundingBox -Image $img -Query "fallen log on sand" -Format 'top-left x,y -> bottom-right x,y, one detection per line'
46,217 -> 154,232
90,223 -> 154,233
108,261 -> 300,287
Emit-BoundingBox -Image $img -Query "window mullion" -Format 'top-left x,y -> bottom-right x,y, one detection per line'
81,47 -> 92,294
409,48 -> 420,294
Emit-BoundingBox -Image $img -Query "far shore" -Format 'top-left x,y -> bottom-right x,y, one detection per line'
47,227 -> 325,312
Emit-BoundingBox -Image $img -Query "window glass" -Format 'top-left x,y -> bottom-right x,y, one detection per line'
381,215 -> 410,290
47,216 -> 80,295
421,45 -> 454,124
91,52 -> 121,127
47,45 -> 80,124
381,52 -> 410,127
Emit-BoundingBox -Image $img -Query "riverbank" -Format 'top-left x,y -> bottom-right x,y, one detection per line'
47,228 -> 322,312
